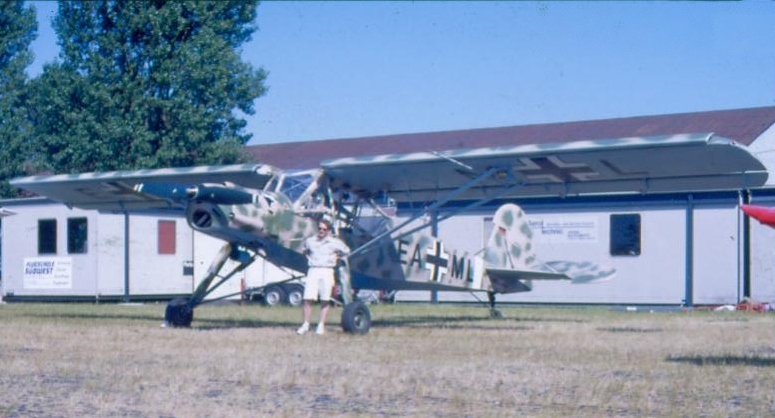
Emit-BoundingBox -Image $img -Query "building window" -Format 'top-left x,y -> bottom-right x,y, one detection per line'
158,220 -> 176,254
38,219 -> 57,254
68,217 -> 88,254
610,214 -> 641,256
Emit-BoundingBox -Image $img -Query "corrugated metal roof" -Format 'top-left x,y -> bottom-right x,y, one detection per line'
245,106 -> 775,170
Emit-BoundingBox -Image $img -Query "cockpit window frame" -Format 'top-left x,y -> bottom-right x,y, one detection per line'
275,170 -> 320,204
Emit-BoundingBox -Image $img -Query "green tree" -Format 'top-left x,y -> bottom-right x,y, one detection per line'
0,1 -> 37,197
29,0 -> 267,173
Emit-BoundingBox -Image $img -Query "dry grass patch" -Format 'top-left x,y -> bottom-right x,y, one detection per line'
0,302 -> 773,417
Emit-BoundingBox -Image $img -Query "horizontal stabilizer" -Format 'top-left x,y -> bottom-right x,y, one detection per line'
486,268 -> 569,293
542,261 -> 617,284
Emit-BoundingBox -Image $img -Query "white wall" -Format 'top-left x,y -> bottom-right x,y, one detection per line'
2,203 -> 102,297
746,123 -> 775,186
1,201 -> 193,299
692,203 -> 742,304
747,194 -> 775,305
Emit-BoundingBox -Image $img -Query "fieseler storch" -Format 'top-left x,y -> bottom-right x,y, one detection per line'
11,133 -> 768,333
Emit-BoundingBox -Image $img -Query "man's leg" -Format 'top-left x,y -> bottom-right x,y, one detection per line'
316,269 -> 335,334
298,272 -> 319,334
303,300 -> 312,323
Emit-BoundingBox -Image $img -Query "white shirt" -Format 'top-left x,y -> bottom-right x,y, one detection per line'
303,234 -> 350,268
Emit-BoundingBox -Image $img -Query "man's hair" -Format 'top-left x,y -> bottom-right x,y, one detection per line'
318,219 -> 333,230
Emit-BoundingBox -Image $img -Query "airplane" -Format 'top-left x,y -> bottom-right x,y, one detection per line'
740,204 -> 775,228
10,132 -> 768,333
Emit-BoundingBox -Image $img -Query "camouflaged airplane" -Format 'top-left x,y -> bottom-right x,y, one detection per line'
10,132 -> 768,333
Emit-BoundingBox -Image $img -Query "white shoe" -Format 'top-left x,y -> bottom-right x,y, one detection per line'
297,322 -> 309,335
316,323 -> 325,335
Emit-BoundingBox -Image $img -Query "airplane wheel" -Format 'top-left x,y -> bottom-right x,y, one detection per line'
490,309 -> 503,319
262,285 -> 286,307
285,284 -> 304,307
341,301 -> 371,334
165,298 -> 193,328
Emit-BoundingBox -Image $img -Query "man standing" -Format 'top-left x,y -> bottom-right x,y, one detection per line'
297,219 -> 350,335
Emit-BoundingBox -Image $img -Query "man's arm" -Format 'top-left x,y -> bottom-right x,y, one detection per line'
335,238 -> 350,257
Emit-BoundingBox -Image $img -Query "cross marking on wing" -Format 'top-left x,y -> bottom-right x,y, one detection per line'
513,156 -> 598,183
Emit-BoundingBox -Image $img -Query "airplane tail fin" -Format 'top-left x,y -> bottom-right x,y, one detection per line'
480,204 -> 616,292
483,203 -> 537,271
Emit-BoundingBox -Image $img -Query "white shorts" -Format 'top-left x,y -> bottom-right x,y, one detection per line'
303,267 -> 335,301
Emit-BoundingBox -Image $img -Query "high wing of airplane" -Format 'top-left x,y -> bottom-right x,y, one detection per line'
10,132 -> 768,333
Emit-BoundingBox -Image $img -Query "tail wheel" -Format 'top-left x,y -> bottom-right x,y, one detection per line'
165,298 -> 193,328
341,301 -> 371,334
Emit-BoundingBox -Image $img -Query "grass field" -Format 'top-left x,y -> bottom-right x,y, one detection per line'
0,302 -> 773,417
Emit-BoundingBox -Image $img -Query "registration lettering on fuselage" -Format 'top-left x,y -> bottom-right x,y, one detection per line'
396,238 -> 474,285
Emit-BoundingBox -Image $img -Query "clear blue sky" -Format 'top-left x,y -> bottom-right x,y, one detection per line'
28,1 -> 775,145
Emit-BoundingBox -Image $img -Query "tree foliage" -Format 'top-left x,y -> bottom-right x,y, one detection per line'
28,0 -> 267,174
0,1 -> 37,197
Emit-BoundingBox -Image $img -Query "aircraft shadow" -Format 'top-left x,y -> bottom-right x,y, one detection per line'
194,314 -> 543,331
29,312 -> 162,322
26,308 -> 584,332
665,355 -> 775,367
597,326 -> 664,333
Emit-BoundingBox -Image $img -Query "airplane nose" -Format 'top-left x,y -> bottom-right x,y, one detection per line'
191,208 -> 214,228
187,202 -> 229,230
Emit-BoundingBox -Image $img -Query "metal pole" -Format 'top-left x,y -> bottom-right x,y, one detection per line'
430,210 -> 438,304
741,190 -> 751,300
124,212 -> 130,302
684,195 -> 693,308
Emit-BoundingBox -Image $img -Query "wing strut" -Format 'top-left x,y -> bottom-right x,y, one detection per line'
349,164 -> 531,258
349,167 -> 500,257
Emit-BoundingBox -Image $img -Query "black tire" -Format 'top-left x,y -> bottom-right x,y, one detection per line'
341,301 -> 371,334
165,298 -> 193,328
262,285 -> 286,307
284,284 -> 304,307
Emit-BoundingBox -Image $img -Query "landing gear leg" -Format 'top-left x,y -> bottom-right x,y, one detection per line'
337,259 -> 372,334
163,243 -> 254,328
488,291 -> 503,319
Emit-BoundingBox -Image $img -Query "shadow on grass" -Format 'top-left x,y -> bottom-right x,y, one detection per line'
28,311 -> 163,323
195,314 -> 549,331
25,307 -> 584,332
597,326 -> 664,333
666,355 -> 775,367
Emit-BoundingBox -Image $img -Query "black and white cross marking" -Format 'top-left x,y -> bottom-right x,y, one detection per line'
425,239 -> 449,282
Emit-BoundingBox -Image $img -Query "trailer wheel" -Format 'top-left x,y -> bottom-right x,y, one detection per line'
165,298 -> 193,328
285,284 -> 304,307
341,301 -> 371,334
262,285 -> 286,307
